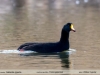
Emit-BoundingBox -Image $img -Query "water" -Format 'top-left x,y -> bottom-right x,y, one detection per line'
0,0 -> 100,75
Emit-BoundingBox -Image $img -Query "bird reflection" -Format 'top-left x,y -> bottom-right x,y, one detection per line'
59,52 -> 70,68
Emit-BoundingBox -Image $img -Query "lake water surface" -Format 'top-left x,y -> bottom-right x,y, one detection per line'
0,0 -> 100,75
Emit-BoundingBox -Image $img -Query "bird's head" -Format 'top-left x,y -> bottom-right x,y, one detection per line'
63,23 -> 76,32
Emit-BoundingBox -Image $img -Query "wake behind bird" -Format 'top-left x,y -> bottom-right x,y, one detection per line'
0,48 -> 76,55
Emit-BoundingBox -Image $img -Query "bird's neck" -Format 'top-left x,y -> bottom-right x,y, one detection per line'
59,30 -> 70,43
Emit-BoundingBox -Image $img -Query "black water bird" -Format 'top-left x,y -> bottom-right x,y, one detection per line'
17,23 -> 76,53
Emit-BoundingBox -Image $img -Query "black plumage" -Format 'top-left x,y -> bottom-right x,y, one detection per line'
17,23 -> 76,53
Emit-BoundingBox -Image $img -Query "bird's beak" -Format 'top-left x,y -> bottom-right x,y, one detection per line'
71,24 -> 76,32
